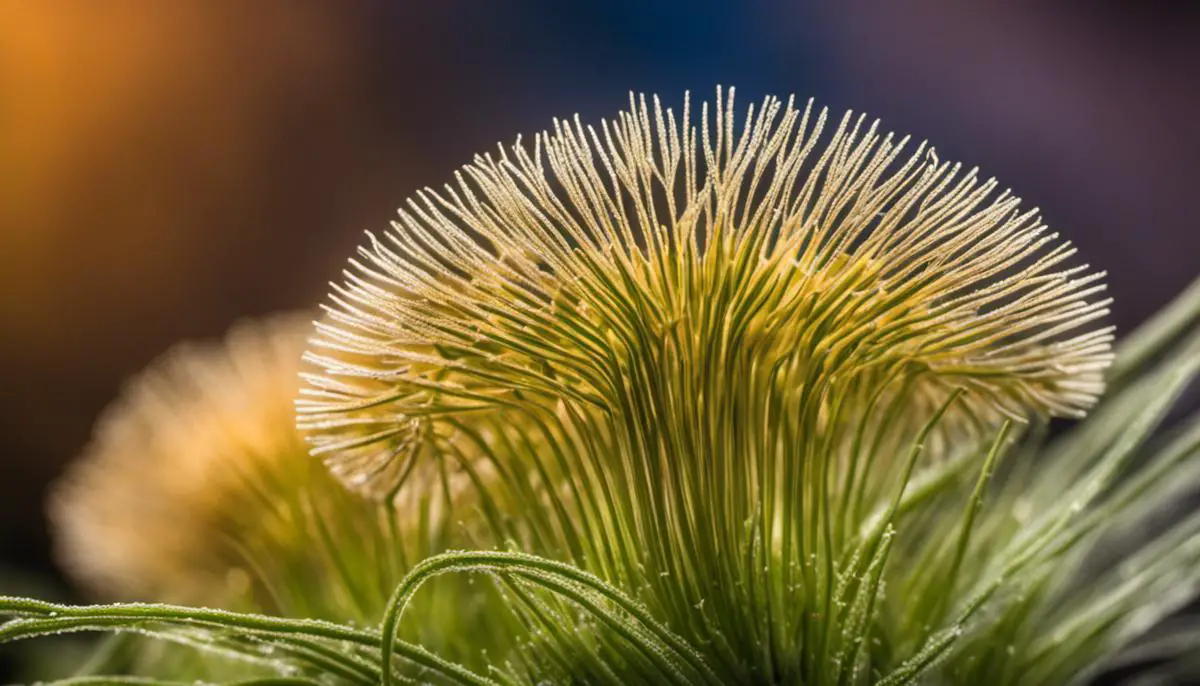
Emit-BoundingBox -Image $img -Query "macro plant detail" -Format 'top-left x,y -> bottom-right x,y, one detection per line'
2,89 -> 1199,685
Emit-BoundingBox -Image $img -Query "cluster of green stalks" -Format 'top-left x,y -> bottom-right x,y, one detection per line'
4,90 -> 1200,685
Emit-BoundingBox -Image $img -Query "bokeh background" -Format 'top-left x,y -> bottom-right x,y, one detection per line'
1,0 -> 1197,661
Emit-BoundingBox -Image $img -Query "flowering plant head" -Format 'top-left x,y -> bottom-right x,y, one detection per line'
300,91 -> 1111,496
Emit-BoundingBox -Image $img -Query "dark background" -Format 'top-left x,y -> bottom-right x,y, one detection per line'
1,0 -> 1197,615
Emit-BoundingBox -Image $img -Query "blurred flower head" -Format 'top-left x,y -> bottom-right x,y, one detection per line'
50,315 -> 480,625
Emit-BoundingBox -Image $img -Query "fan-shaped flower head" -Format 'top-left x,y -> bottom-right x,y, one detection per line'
301,89 -> 1112,495
298,89 -> 1120,682
50,315 -> 477,624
